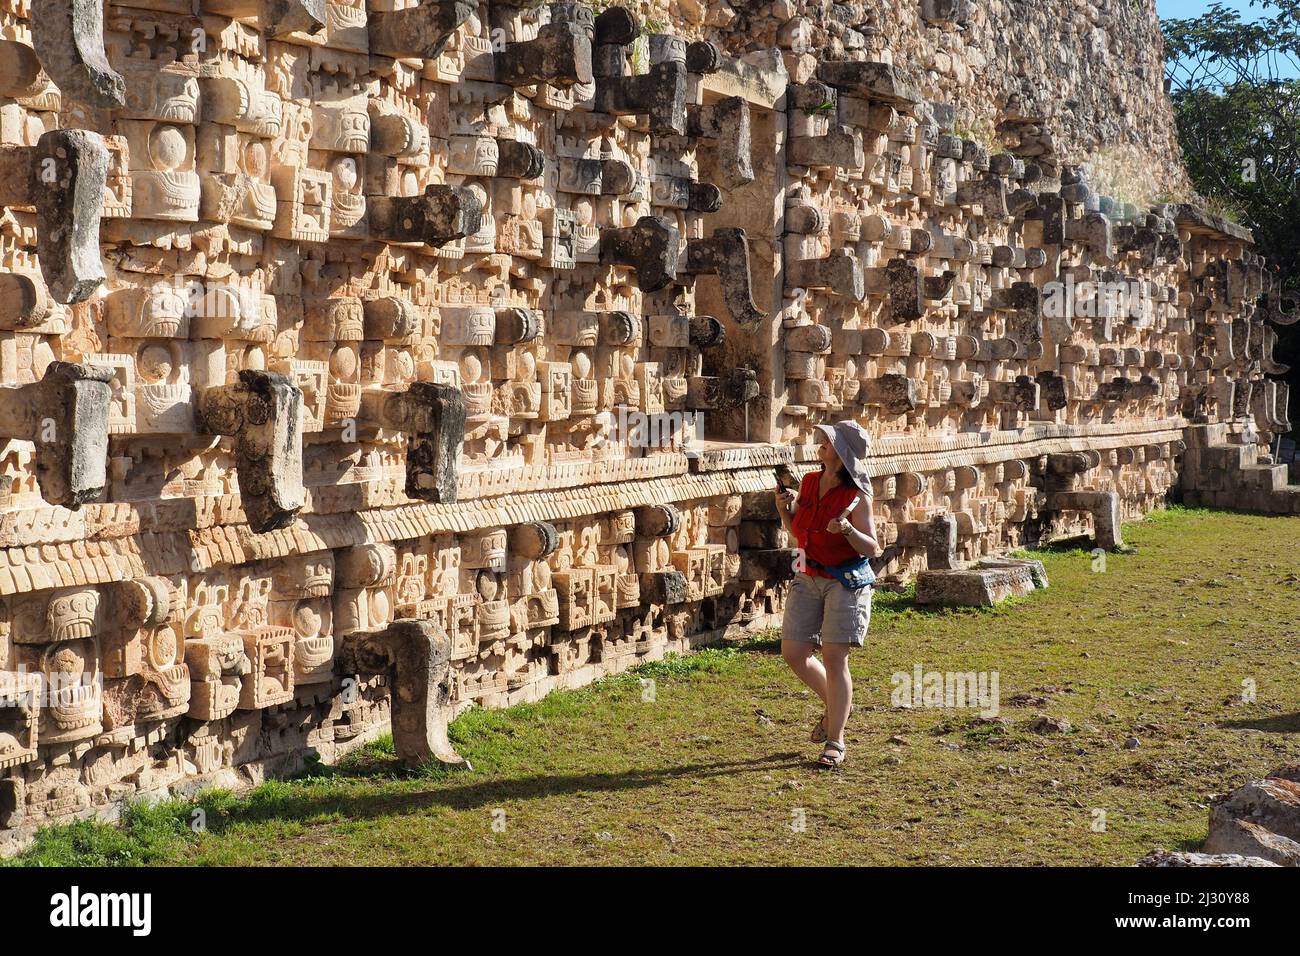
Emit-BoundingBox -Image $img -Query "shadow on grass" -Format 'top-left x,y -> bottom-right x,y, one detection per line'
198,752 -> 808,836
1218,713 -> 1300,734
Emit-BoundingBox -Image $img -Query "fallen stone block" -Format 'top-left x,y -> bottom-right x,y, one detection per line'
914,564 -> 1037,607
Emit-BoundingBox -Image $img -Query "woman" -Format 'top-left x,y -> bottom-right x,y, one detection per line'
775,419 -> 879,768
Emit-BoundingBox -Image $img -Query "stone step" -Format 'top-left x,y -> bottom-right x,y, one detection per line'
1241,463 -> 1292,492
1264,486 -> 1300,515
1203,442 -> 1257,472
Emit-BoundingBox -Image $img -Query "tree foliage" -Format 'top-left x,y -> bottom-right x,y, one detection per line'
1164,2 -> 1300,269
1163,1 -> 1300,432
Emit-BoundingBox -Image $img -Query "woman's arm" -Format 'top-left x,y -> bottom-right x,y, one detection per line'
775,486 -> 797,532
827,496 -> 879,557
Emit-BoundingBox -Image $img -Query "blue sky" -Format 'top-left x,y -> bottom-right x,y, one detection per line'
1157,0 -> 1270,17
1157,0 -> 1299,79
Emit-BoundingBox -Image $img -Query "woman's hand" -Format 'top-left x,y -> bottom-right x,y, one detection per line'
775,488 -> 796,513
826,499 -> 859,535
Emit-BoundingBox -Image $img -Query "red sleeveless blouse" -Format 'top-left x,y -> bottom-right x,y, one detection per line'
791,471 -> 863,577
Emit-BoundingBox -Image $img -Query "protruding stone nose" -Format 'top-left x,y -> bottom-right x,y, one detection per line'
593,5 -> 639,49
0,39 -> 48,100
685,40 -> 722,74
368,185 -> 483,249
815,60 -> 922,108
683,229 -> 766,326
0,361 -> 113,509
787,249 -> 865,303
0,129 -> 109,305
689,96 -> 755,188
495,15 -> 594,87
369,0 -> 476,59
860,374 -> 918,415
689,316 -> 726,349
560,157 -> 637,196
687,369 -> 758,411
636,503 -> 682,537
31,0 -> 125,109
884,258 -> 923,322
0,273 -> 53,330
369,106 -> 429,159
594,60 -> 688,136
196,370 -> 305,533
339,619 -> 468,769
368,381 -> 466,505
496,140 -> 546,180
1047,490 -> 1123,550
601,216 -> 681,292
495,307 -> 542,345
986,376 -> 1041,411
789,124 -> 864,170
1036,371 -> 1069,411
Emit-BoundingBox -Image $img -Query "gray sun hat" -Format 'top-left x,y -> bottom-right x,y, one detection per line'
814,420 -> 874,497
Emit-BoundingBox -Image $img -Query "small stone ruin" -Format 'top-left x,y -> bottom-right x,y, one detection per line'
0,0 -> 1293,840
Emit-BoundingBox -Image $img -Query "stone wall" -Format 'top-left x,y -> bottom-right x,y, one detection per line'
0,0 -> 1289,841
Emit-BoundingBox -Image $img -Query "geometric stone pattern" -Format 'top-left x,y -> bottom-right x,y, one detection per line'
0,0 -> 1289,831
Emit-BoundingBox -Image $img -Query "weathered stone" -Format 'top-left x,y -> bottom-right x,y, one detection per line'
815,60 -> 921,107
689,96 -> 755,188
787,249 -> 864,302
0,361 -> 112,508
340,619 -> 467,769
369,0 -> 476,59
195,370 -> 305,533
594,61 -> 688,136
0,129 -> 109,304
371,382 -> 466,505
30,0 -> 124,108
915,565 -> 1036,607
369,185 -> 483,248
1135,849 -> 1279,867
601,216 -> 680,292
495,14 -> 593,87
683,229 -> 766,325
496,141 -> 546,180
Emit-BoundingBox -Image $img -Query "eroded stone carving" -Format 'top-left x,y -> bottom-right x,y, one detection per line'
0,362 -> 112,508
195,370 -> 305,532
31,0 -> 125,109
0,129 -> 109,304
369,0 -> 476,59
340,619 -> 467,768
369,185 -> 483,248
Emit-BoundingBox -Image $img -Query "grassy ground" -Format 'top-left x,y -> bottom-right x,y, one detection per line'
8,506 -> 1300,866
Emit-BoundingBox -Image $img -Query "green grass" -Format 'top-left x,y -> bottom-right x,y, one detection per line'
9,506 -> 1300,866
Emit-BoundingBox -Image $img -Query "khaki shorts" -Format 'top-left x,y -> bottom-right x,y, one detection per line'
782,572 -> 872,647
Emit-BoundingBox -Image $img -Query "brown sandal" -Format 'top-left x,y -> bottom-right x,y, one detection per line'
816,740 -> 846,769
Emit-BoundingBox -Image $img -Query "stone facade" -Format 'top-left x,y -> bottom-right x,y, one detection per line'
0,0 -> 1291,840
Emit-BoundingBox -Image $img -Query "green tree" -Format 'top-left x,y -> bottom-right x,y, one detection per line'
1163,0 -> 1300,435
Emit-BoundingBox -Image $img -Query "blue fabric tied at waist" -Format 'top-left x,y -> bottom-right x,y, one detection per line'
806,554 -> 876,591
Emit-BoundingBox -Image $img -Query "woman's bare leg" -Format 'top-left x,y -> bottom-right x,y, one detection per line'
821,643 -> 854,743
781,640 -> 828,705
